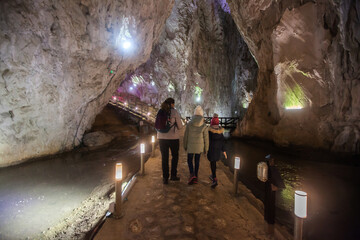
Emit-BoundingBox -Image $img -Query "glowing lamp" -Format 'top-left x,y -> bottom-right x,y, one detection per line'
147,112 -> 150,116
129,87 -> 133,91
234,157 -> 240,170
196,96 -> 201,102
151,81 -> 155,86
135,107 -> 138,110
122,41 -> 132,49
140,143 -> 145,154
294,190 -> 307,218
115,163 -> 122,180
151,136 -> 155,143
285,106 -> 303,110
124,102 -> 128,106
112,96 -> 116,101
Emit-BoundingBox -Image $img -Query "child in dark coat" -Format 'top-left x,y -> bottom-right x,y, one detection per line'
207,114 -> 227,188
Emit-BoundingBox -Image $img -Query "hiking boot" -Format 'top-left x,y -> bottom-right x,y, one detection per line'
209,175 -> 214,181
211,178 -> 218,188
170,176 -> 180,181
163,178 -> 168,184
188,176 -> 196,185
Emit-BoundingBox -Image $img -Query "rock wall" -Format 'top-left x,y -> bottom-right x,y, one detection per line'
229,0 -> 360,153
119,0 -> 258,118
0,0 -> 174,167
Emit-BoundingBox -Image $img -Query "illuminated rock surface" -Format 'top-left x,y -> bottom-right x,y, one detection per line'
121,0 -> 257,118
1,0 -> 359,167
229,0 -> 360,152
0,0 -> 174,166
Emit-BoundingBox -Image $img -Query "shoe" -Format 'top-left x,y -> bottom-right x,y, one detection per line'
163,178 -> 168,184
193,176 -> 198,184
170,176 -> 180,181
211,178 -> 218,188
188,176 -> 196,185
209,175 -> 214,181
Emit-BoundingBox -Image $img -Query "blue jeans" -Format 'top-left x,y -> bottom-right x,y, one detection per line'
187,153 -> 200,177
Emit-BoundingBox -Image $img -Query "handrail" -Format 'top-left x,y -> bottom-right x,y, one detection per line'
185,116 -> 239,128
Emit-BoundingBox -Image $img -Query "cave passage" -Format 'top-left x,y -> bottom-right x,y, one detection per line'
0,0 -> 359,239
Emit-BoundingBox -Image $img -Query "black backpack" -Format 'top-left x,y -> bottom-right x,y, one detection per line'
155,109 -> 175,133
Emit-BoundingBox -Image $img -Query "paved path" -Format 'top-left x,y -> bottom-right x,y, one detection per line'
95,140 -> 290,240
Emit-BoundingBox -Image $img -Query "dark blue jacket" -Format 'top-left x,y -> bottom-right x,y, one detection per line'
207,126 -> 226,162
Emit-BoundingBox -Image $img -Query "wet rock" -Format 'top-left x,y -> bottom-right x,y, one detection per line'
129,219 -> 143,233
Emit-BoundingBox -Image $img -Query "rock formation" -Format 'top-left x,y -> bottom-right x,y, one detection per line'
0,0 -> 359,167
0,0 -> 174,166
117,0 -> 258,118
229,0 -> 360,153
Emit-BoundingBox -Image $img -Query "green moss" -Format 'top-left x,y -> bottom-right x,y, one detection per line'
288,61 -> 312,78
284,83 -> 305,109
194,86 -> 203,97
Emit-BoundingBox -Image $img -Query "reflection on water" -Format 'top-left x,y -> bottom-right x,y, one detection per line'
224,138 -> 360,240
0,137 -> 148,239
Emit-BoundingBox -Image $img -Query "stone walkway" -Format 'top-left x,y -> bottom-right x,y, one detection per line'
95,141 -> 290,240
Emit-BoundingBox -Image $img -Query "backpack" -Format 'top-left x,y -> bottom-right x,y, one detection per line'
155,109 -> 175,133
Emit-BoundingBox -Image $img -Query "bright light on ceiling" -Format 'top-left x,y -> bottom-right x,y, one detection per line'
122,41 -> 132,49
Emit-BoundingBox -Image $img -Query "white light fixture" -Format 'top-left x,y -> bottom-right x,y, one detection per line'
151,81 -> 155,86
295,190 -> 307,218
135,107 -> 138,110
140,143 -> 145,154
234,157 -> 240,170
122,40 -> 132,50
151,136 -> 155,143
286,106 -> 303,110
113,96 -> 116,101
196,96 -> 201,102
115,163 -> 122,180
147,112 -> 150,116
124,102 -> 128,105
129,87 -> 133,91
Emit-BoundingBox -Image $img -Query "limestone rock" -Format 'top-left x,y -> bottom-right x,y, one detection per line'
229,0 -> 360,153
82,131 -> 114,148
117,0 -> 257,118
0,0 -> 174,166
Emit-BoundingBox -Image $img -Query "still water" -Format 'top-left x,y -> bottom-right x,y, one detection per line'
0,136 -> 153,239
224,138 -> 360,240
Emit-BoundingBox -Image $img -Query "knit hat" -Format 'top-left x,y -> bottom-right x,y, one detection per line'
210,116 -> 219,126
194,105 -> 204,116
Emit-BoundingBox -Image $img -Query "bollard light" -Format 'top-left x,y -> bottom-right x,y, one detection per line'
114,162 -> 123,218
140,143 -> 145,154
151,136 -> 155,143
115,163 -> 122,180
234,157 -> 240,169
295,190 -> 307,218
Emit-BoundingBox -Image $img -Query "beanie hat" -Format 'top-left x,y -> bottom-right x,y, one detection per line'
210,117 -> 219,126
194,105 -> 204,116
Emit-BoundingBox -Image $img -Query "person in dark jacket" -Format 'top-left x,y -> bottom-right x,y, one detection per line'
264,154 -> 285,233
157,98 -> 183,184
207,113 -> 227,188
